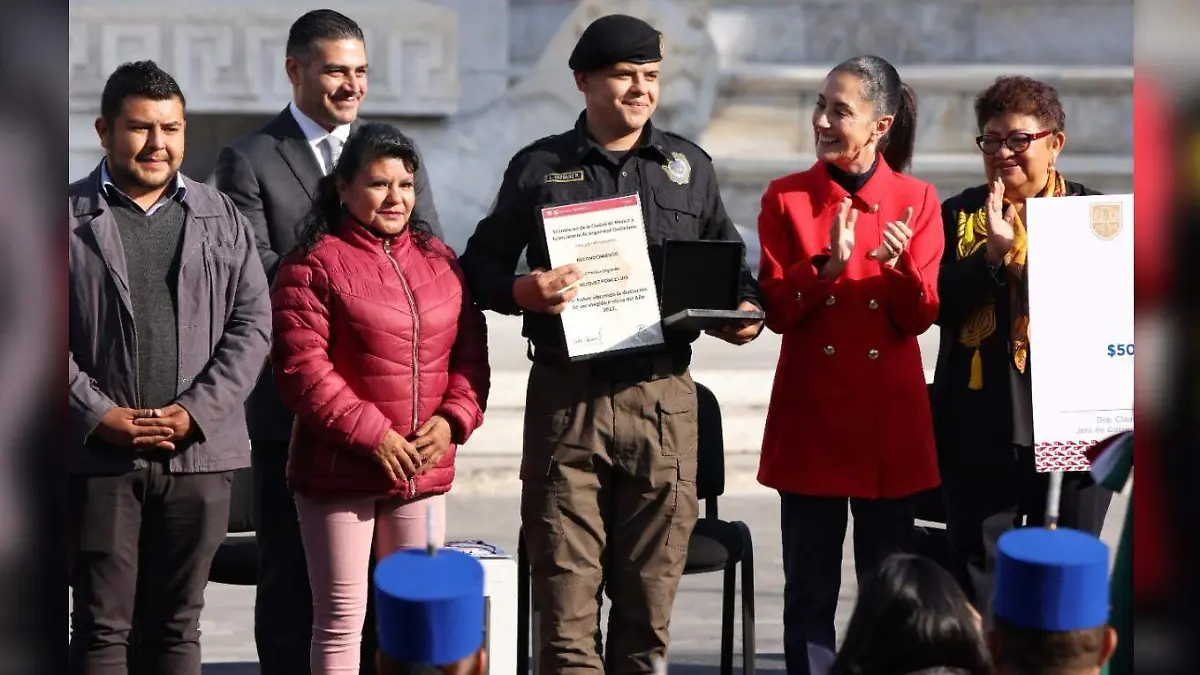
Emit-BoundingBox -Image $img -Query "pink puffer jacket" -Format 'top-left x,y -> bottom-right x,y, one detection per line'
271,217 -> 489,501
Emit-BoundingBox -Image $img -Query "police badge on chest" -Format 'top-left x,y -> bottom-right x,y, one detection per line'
662,152 -> 691,185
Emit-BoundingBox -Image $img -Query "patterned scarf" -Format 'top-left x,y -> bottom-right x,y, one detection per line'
955,170 -> 1067,390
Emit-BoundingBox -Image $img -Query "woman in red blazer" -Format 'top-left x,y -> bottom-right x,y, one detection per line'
755,55 -> 944,674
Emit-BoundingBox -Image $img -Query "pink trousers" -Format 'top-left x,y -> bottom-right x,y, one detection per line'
295,491 -> 447,675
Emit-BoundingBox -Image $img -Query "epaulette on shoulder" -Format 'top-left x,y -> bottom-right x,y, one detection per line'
512,132 -> 563,159
661,130 -> 712,162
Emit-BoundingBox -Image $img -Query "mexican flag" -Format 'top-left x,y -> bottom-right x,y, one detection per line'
1086,431 -> 1132,675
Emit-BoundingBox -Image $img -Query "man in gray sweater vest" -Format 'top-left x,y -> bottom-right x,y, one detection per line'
68,61 -> 271,675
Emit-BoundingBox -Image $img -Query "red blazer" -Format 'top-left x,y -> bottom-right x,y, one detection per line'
756,160 -> 942,499
271,219 -> 490,502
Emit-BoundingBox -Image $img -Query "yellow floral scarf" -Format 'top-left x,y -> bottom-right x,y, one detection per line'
956,170 -> 1067,389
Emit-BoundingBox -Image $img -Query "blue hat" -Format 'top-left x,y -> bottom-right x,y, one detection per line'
374,549 -> 485,665
994,527 -> 1110,632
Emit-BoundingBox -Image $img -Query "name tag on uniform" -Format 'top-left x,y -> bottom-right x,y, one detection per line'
544,169 -> 585,183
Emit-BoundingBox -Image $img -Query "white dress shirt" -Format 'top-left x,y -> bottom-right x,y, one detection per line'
288,101 -> 352,175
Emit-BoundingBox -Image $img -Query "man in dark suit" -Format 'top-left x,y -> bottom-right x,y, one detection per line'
212,9 -> 442,675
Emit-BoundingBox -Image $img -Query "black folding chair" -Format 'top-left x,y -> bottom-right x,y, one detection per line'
516,381 -> 756,674
914,382 -> 949,570
207,465 -> 258,585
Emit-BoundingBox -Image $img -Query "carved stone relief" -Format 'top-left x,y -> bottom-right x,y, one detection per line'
405,0 -> 722,250
68,3 -> 460,115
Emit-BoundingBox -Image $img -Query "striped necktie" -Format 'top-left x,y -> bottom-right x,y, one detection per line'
319,136 -> 342,175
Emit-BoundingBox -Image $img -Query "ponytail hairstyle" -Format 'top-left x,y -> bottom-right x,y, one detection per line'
831,55 -> 918,172
296,122 -> 437,254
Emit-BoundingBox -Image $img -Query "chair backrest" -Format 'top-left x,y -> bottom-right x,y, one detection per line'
916,381 -> 947,523
695,381 -> 725,503
227,466 -> 256,534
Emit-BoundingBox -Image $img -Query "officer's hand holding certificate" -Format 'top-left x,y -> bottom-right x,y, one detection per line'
513,264 -> 584,314
540,194 -> 665,360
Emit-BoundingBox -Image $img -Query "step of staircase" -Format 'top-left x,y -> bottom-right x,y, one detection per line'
458,367 -> 775,494
704,0 -> 1133,67
703,63 -> 1133,158
455,402 -> 769,495
713,150 -> 1132,236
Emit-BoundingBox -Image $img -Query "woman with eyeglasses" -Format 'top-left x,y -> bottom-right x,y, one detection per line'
931,75 -> 1113,621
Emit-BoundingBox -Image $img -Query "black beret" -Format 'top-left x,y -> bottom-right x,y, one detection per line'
568,14 -> 662,72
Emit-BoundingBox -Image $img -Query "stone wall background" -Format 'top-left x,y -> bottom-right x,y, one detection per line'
69,0 -> 1133,255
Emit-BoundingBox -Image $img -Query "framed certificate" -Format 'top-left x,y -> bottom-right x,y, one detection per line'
1026,194 -> 1134,472
540,194 -> 665,360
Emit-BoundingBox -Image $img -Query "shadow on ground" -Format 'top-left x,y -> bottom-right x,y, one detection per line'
668,662 -> 786,674
201,655 -> 789,674
203,664 -> 259,675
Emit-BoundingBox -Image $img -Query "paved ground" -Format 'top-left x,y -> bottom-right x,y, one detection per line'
480,315 -> 940,381
158,312 -> 1108,674
455,314 -> 941,493
196,488 -> 1128,674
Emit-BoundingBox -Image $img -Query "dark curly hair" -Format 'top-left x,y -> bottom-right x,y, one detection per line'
297,123 -> 437,254
974,75 -> 1066,133
831,554 -> 994,675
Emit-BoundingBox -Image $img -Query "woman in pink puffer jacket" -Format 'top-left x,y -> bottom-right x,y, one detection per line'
271,123 -> 489,675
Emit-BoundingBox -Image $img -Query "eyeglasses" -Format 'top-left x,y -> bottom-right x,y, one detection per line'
975,129 -> 1056,154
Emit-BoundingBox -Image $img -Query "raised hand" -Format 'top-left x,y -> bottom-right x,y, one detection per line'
830,197 -> 858,265
871,207 -> 915,266
985,178 -> 1016,264
819,197 -> 858,280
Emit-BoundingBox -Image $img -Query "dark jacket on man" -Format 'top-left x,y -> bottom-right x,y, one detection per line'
213,107 -> 442,442
68,164 -> 272,475
459,112 -> 761,360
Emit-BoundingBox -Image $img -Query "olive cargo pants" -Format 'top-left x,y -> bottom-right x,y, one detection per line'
521,356 -> 699,675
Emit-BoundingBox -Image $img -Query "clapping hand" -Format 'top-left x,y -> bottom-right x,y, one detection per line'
820,197 -> 858,279
830,197 -> 858,264
984,178 -> 1016,264
870,207 -> 914,266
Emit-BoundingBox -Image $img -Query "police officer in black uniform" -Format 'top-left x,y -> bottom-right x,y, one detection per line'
459,13 -> 763,675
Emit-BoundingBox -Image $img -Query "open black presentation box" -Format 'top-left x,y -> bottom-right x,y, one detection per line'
659,239 -> 764,331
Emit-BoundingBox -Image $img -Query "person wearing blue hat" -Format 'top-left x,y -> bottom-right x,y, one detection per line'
988,527 -> 1118,675
372,548 -> 488,675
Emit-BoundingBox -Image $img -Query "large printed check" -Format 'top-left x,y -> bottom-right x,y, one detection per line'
1026,194 -> 1134,472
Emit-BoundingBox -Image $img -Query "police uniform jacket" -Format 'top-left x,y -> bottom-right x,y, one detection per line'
458,112 -> 761,362
756,159 -> 943,499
